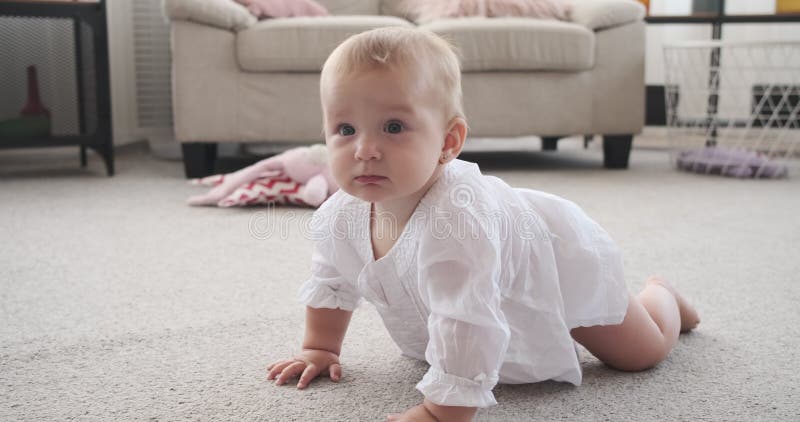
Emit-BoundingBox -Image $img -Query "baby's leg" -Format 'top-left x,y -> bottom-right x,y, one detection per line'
570,277 -> 700,371
646,277 -> 701,333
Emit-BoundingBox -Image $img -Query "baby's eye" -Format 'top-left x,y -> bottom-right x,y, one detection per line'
337,124 -> 355,136
384,120 -> 404,134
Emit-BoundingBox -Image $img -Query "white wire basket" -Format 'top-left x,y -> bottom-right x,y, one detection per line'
663,40 -> 800,178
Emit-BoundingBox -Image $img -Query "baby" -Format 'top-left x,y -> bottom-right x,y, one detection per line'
267,26 -> 700,422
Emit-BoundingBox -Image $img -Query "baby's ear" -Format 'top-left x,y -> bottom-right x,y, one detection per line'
443,116 -> 467,158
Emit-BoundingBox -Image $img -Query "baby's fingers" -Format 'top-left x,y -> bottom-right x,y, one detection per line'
297,364 -> 321,389
274,361 -> 306,386
266,360 -> 294,380
329,363 -> 342,382
266,360 -> 283,371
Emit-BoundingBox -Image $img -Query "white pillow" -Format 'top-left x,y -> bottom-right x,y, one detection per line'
163,0 -> 256,31
568,0 -> 645,30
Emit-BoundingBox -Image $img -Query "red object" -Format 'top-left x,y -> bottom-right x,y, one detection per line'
20,65 -> 50,118
203,171 -> 309,207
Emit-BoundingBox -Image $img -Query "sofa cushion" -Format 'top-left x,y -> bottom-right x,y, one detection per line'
317,0 -> 381,15
421,17 -> 594,72
237,15 -> 413,72
392,0 -> 570,24
383,0 -> 645,31
380,0 -> 412,20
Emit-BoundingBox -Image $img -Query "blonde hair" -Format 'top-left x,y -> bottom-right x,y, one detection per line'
320,26 -> 465,120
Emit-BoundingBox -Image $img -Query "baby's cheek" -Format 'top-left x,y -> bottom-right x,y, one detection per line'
327,147 -> 347,166
329,159 -> 351,187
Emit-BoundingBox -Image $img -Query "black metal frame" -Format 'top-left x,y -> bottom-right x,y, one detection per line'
0,0 -> 114,176
645,13 -> 800,25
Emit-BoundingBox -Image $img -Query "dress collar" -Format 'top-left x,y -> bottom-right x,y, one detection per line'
356,161 -> 465,276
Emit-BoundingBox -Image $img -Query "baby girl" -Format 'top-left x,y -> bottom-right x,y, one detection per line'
267,26 -> 700,422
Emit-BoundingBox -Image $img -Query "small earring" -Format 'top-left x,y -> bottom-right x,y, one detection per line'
440,152 -> 450,163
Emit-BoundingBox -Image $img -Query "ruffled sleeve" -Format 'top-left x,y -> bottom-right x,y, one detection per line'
296,193 -> 362,311
415,214 -> 510,408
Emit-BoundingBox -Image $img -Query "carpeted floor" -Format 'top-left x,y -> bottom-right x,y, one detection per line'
1,138 -> 799,421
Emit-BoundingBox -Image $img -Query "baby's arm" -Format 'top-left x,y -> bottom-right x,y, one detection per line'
302,306 -> 352,355
267,306 -> 352,389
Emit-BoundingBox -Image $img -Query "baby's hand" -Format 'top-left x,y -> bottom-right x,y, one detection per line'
266,348 -> 342,389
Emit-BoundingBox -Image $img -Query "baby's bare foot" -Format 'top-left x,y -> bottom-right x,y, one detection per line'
646,276 -> 700,332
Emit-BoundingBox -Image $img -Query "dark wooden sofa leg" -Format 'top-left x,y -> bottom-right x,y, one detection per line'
602,135 -> 633,169
541,136 -> 559,151
182,142 -> 218,178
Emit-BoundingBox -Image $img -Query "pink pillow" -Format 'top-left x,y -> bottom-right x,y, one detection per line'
402,0 -> 570,23
234,0 -> 329,19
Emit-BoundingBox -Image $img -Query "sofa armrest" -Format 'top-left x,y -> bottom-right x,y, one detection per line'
163,0 -> 256,31
569,0 -> 645,31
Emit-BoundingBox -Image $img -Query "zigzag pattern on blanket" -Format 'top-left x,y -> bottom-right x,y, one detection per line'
218,172 -> 307,207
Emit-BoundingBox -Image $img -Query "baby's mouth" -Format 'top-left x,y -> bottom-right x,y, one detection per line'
354,174 -> 388,184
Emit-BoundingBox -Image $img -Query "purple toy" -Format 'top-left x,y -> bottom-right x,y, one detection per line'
676,146 -> 788,179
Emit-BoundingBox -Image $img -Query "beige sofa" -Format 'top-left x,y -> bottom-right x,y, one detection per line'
164,0 -> 646,177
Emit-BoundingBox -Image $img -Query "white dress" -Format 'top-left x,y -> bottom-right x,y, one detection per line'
297,159 -> 629,408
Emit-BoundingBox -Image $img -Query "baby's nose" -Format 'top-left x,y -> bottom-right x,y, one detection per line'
354,136 -> 381,161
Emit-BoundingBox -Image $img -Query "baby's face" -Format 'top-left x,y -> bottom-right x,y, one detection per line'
322,66 -> 448,206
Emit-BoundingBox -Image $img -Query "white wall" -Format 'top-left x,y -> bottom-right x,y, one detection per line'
646,0 -> 800,84
108,0 -> 141,146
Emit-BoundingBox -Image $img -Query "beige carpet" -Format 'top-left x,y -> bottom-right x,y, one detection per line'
1,139 -> 799,421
